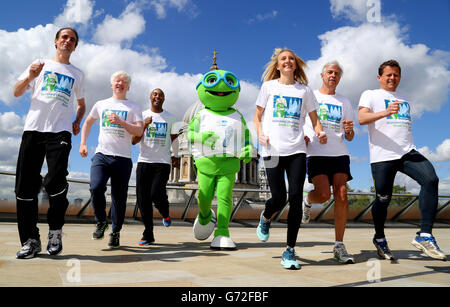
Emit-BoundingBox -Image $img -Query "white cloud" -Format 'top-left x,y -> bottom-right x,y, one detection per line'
54,0 -> 95,26
330,0 -> 381,23
0,137 -> 21,170
0,112 -> 26,137
92,2 -> 146,46
350,156 -> 368,163
247,10 -> 278,24
437,176 -> 450,195
0,24 -> 57,105
418,139 -> 450,162
393,172 -> 450,196
150,0 -> 199,19
305,22 -> 450,116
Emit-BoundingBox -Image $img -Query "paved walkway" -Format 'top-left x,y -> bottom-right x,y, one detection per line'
0,221 -> 449,287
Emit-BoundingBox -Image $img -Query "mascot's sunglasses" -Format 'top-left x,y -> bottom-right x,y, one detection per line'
196,71 -> 240,91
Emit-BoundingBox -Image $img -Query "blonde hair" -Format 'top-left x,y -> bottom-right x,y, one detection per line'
110,71 -> 131,86
261,48 -> 308,85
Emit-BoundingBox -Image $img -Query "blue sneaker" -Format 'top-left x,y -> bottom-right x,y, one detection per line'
138,237 -> 155,246
163,216 -> 172,227
411,234 -> 446,260
256,211 -> 271,242
281,247 -> 300,270
373,237 -> 395,260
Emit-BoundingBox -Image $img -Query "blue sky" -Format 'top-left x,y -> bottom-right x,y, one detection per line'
0,0 -> 449,198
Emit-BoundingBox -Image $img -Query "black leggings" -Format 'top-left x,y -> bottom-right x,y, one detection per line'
371,150 -> 439,238
263,153 -> 306,248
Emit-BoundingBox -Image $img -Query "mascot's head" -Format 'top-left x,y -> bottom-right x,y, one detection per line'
196,70 -> 240,111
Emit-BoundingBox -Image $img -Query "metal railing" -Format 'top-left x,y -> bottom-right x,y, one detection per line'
1,171 -> 449,223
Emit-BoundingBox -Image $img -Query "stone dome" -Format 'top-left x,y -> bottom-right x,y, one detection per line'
182,100 -> 204,124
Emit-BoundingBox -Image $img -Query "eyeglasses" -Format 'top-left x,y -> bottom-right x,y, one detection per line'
196,71 -> 240,91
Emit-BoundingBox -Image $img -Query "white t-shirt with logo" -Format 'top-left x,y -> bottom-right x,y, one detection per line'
304,90 -> 354,157
138,109 -> 177,164
89,97 -> 143,158
358,89 -> 415,163
18,59 -> 85,133
255,79 -> 318,157
190,109 -> 246,160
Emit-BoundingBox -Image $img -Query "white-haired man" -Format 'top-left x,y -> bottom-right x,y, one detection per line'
80,71 -> 143,248
303,61 -> 356,264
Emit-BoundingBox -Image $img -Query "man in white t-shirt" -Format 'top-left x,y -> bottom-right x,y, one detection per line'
13,28 -> 86,259
131,88 -> 179,246
358,60 -> 445,261
80,71 -> 143,249
303,61 -> 355,264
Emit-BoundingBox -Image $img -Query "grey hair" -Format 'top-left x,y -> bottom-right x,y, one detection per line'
110,71 -> 131,85
322,61 -> 344,76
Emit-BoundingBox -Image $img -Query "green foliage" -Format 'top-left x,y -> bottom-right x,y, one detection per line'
347,184 -> 415,208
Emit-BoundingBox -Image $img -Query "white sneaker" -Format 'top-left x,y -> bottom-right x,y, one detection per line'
302,194 -> 312,224
210,236 -> 236,250
411,235 -> 447,261
193,209 -> 216,241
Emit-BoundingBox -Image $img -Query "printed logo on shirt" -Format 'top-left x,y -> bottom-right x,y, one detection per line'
145,122 -> 168,146
42,71 -> 74,96
146,122 -> 168,138
102,110 -> 128,128
214,119 -> 235,148
273,95 -> 302,120
317,103 -> 342,123
41,71 -> 75,106
384,100 -> 411,121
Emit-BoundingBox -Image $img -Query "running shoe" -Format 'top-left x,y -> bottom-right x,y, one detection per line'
163,216 -> 172,227
256,211 -> 271,242
16,238 -> 42,259
108,232 -> 120,249
302,195 -> 312,224
333,242 -> 355,264
92,221 -> 108,240
373,237 -> 395,260
138,237 -> 155,246
280,247 -> 300,270
411,234 -> 446,261
47,229 -> 63,256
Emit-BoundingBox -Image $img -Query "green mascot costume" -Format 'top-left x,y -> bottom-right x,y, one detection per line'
188,70 -> 253,250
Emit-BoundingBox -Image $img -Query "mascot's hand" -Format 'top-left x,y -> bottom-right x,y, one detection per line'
201,131 -> 220,149
239,144 -> 253,163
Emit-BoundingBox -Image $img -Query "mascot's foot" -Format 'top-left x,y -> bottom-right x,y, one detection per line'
210,235 -> 237,251
193,209 -> 216,241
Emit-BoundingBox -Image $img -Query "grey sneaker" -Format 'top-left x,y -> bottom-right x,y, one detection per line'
302,195 -> 312,224
47,229 -> 63,256
373,237 -> 395,260
16,238 -> 42,259
411,235 -> 446,261
333,243 -> 355,264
